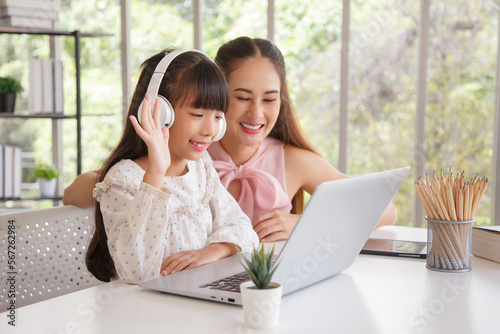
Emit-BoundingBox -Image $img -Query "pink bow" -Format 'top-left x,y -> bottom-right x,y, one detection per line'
213,160 -> 291,220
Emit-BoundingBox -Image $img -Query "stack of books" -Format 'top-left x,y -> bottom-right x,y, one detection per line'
0,0 -> 59,29
29,58 -> 64,114
0,143 -> 22,199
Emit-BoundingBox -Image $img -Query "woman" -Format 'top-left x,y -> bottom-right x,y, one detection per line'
63,37 -> 397,242
209,37 -> 396,241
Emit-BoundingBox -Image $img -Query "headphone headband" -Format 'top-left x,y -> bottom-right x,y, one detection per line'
146,49 -> 209,105
137,49 -> 226,141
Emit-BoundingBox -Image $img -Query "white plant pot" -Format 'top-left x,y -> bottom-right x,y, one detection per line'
240,281 -> 283,330
38,177 -> 57,198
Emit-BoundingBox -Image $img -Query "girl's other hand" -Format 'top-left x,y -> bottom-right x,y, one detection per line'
160,243 -> 237,275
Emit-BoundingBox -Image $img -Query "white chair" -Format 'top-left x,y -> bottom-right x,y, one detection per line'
0,205 -> 102,308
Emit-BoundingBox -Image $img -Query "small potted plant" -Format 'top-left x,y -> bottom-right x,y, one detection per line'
239,243 -> 282,330
0,76 -> 22,113
31,162 -> 60,198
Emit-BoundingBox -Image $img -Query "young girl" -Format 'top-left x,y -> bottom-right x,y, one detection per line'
86,49 -> 258,284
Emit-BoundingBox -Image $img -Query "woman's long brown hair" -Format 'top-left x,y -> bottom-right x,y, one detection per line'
215,37 -> 320,214
85,49 -> 229,282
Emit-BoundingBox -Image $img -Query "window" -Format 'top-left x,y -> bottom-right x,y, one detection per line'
424,0 -> 497,225
2,0 -> 497,224
348,1 -> 420,225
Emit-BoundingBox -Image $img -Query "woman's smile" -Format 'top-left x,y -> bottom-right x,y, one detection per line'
240,122 -> 265,134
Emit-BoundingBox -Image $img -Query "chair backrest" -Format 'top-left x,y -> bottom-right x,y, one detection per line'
0,205 -> 102,308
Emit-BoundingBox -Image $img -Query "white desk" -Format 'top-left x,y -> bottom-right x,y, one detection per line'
2,226 -> 499,334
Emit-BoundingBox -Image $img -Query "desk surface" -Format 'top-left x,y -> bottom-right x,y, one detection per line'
2,226 -> 499,334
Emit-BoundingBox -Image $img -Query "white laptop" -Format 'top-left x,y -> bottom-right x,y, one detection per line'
139,166 -> 411,305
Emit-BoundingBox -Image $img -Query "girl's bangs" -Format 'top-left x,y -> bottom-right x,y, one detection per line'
175,61 -> 229,113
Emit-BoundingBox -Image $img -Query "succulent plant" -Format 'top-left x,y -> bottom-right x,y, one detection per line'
240,243 -> 280,289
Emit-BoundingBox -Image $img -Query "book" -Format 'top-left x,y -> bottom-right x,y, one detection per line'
3,144 -> 13,198
53,59 -> 63,113
29,58 -> 63,114
41,58 -> 54,113
12,146 -> 21,199
0,14 -> 54,28
471,225 -> 500,263
0,6 -> 59,20
0,143 -> 3,199
0,0 -> 58,11
29,58 -> 43,114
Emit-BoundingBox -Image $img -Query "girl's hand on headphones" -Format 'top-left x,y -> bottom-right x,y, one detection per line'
130,93 -> 171,188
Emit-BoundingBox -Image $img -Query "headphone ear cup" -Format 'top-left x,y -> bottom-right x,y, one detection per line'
213,114 -> 226,141
136,96 -> 175,128
156,96 -> 175,128
136,98 -> 146,125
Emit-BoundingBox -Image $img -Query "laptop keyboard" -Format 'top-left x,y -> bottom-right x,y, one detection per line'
199,271 -> 250,293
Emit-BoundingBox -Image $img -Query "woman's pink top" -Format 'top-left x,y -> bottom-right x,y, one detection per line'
208,137 -> 292,221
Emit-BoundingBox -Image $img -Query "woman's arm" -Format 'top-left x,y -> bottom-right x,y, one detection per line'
252,145 -> 397,242
251,146 -> 346,242
374,201 -> 397,228
62,171 -> 100,207
285,145 -> 398,227
284,145 -> 349,196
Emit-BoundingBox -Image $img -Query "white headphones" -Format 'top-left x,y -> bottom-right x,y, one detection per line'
137,49 -> 226,141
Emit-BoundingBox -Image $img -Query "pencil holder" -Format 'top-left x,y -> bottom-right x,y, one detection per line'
426,218 -> 474,272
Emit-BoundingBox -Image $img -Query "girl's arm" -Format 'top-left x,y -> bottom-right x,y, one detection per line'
97,94 -> 173,284
62,171 -> 100,207
95,171 -> 172,284
63,95 -> 168,207
159,156 -> 258,276
160,243 -> 239,275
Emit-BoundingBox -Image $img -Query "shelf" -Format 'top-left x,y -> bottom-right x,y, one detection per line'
0,113 -> 76,119
0,113 -> 114,119
0,25 -> 113,187
0,26 -> 112,37
1,196 -> 63,201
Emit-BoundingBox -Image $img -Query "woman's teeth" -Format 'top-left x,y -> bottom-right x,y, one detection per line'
240,123 -> 263,130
